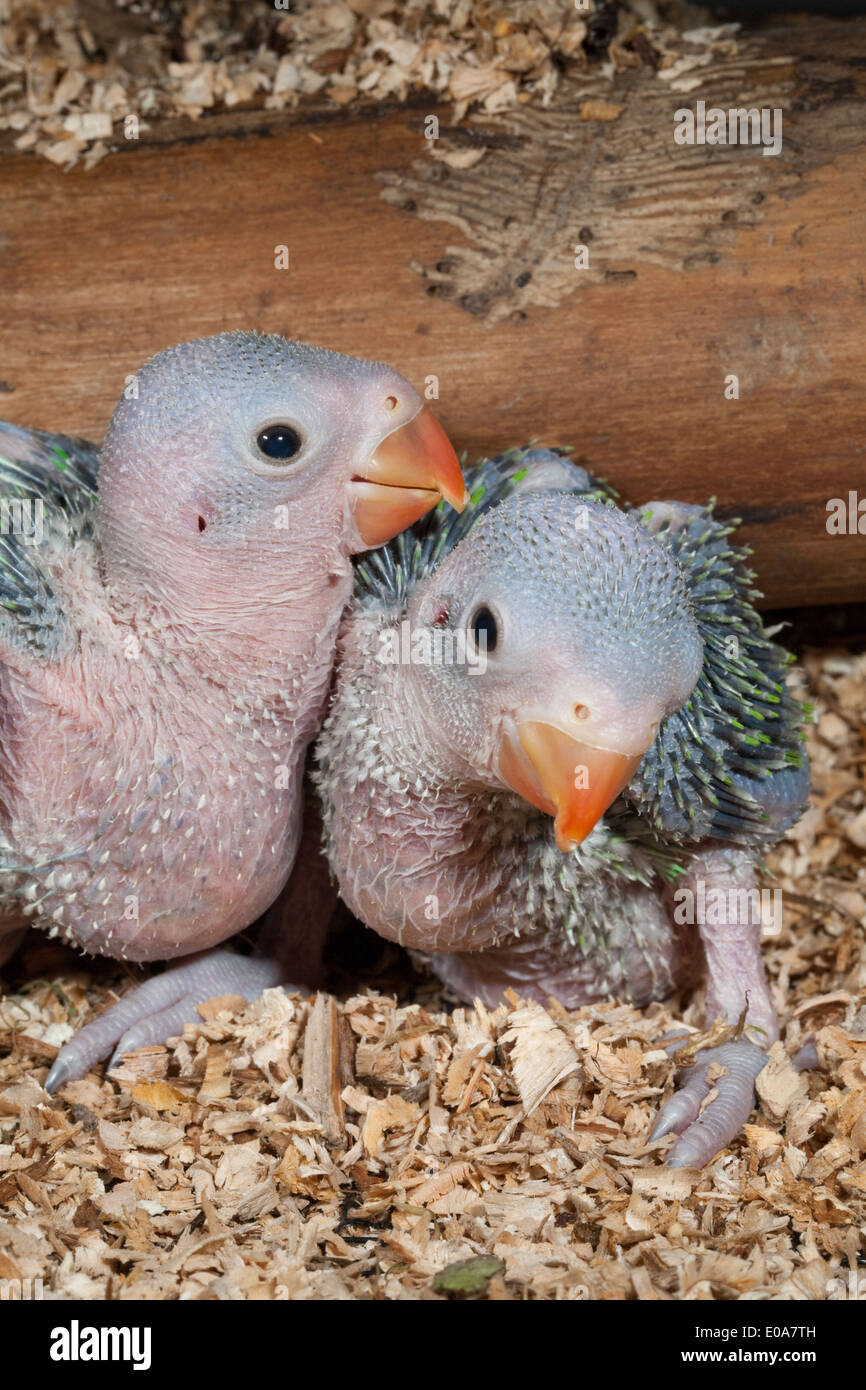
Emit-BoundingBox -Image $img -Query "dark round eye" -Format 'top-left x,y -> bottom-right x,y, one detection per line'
256,425 -> 303,462
468,605 -> 498,653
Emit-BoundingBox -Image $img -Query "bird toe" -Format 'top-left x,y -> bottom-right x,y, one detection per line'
651,1040 -> 768,1169
44,950 -> 285,1091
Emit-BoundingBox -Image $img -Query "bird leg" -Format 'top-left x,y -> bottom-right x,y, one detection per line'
651,845 -> 778,1166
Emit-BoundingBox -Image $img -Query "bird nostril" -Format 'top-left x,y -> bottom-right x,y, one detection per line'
573,703 -> 591,721
384,395 -> 399,411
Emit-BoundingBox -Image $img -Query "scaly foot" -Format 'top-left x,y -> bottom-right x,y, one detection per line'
649,1038 -> 768,1168
44,951 -> 284,1091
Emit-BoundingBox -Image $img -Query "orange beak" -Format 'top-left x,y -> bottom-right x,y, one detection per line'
498,721 -> 648,851
350,406 -> 469,548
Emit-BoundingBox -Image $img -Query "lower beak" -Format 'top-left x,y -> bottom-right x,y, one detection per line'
349,405 -> 468,548
498,721 -> 648,851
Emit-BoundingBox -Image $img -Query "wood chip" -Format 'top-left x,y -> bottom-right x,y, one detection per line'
755,1042 -> 809,1122
500,1001 -> 581,1114
0,647 -> 862,1298
301,993 -> 347,1145
0,0 -> 670,169
579,99 -> 624,121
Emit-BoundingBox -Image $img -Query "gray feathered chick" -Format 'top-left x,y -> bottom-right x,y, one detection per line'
315,449 -> 810,1167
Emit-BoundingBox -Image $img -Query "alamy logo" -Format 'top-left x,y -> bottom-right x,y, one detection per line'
50,1320 -> 151,1371
826,491 -> 866,535
673,882 -> 782,937
0,496 -> 43,546
825,1270 -> 866,1300
377,618 -> 487,674
674,101 -> 782,157
0,1276 -> 43,1299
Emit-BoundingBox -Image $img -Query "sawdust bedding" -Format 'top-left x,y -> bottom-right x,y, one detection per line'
0,0 -> 743,171
0,646 -> 863,1301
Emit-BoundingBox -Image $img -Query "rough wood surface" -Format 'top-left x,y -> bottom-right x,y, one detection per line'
2,16 -> 865,607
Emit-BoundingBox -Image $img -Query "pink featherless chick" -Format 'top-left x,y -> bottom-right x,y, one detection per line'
0,332 -> 467,1088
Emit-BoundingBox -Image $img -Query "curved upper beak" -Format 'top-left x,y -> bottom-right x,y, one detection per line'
349,405 -> 469,548
497,716 -> 656,852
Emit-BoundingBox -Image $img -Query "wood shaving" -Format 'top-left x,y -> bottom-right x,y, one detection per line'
0,646 -> 864,1300
0,0 -> 720,170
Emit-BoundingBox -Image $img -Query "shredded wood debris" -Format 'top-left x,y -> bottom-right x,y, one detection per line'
0,646 -> 864,1300
0,0 -> 734,170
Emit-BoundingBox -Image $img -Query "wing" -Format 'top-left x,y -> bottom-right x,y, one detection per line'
355,444 -> 616,612
0,422 -> 99,658
622,501 -> 810,847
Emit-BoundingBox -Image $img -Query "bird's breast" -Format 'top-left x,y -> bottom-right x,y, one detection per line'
0,667 -> 306,961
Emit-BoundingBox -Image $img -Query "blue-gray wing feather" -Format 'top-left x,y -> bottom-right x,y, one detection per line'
0,422 -> 99,656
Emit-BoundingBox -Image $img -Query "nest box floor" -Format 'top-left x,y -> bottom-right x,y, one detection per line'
0,648 -> 864,1301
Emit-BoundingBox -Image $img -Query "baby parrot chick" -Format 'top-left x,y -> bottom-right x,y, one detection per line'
0,332 -> 466,1088
315,449 -> 810,1167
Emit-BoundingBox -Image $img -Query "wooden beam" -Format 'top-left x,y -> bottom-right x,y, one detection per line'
1,17 -> 864,608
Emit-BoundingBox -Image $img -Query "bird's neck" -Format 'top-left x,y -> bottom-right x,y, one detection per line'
318,608 -> 548,954
100,529 -> 353,745
96,460 -> 354,696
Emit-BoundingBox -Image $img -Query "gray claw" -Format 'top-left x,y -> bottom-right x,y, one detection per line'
44,1055 -> 73,1094
648,1086 -> 702,1142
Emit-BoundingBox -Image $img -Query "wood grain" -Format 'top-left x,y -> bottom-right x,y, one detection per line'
301,993 -> 347,1146
1,17 -> 865,608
